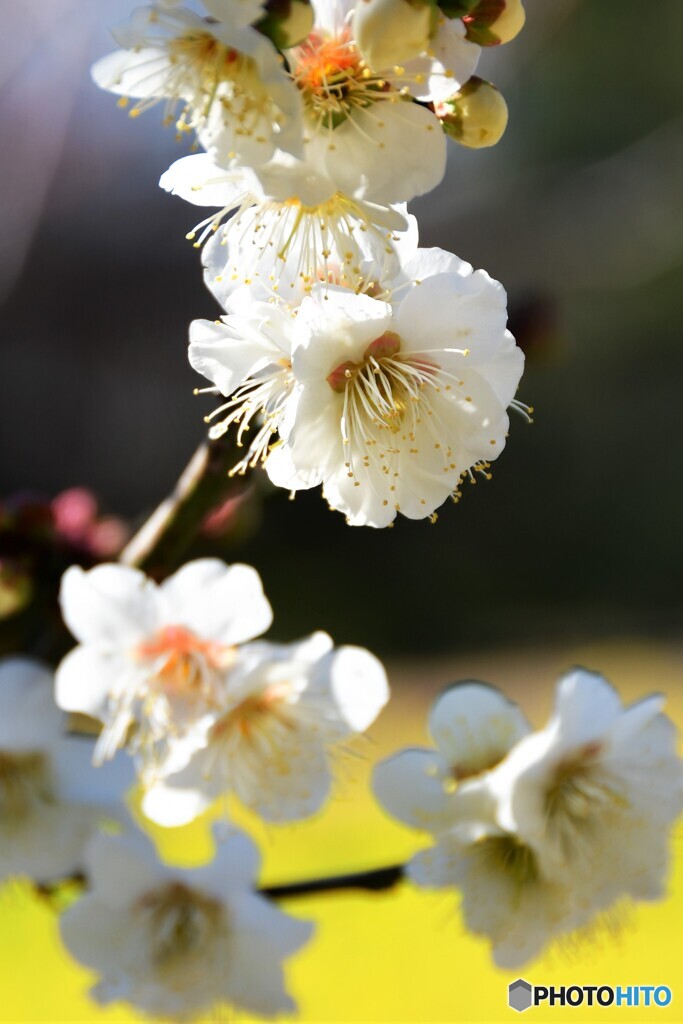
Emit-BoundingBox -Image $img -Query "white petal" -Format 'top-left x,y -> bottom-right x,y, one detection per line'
189,314 -> 285,396
160,155 -> 253,208
59,564 -> 159,648
402,17 -> 480,102
292,286 -> 393,382
552,667 -> 623,747
160,559 -> 272,644
373,748 -> 461,832
320,646 -> 389,732
313,100 -> 447,204
429,681 -> 530,776
0,657 -> 62,750
52,735 -> 134,808
60,899 -> 134,975
54,645 -> 124,719
141,773 -> 214,828
84,830 -> 167,909
192,826 -> 261,893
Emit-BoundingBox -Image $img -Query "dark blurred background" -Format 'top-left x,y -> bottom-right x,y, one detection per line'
2,0 -> 683,656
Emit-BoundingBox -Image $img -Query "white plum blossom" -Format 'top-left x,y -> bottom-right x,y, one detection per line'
373,682 -> 529,834
285,0 -> 450,203
142,632 -> 389,825
410,821 -> 584,969
483,668 -> 683,908
60,826 -> 313,1019
91,3 -> 303,165
189,252 -> 525,523
161,152 -> 416,300
271,261 -> 525,527
375,671 -> 683,967
55,560 -> 272,770
0,658 -> 133,885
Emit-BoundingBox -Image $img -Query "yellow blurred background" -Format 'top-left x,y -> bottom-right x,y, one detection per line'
2,639 -> 682,1023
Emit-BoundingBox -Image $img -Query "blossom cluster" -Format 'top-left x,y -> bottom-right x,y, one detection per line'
374,670 -> 683,967
4,1 -> 682,1021
0,557 -> 388,1018
93,0 -> 529,526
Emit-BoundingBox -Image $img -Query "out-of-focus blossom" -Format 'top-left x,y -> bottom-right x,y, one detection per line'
60,826 -> 313,1019
410,820 -> 580,968
0,657 -> 133,885
55,559 -> 272,770
51,488 -> 129,558
142,632 -> 389,825
375,669 -> 683,967
92,3 -> 303,165
484,669 -> 683,905
373,682 -> 529,833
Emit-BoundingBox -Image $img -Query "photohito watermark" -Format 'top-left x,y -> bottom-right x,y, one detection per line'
508,979 -> 673,1013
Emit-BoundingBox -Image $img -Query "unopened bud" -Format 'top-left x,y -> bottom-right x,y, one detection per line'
459,0 -> 525,46
256,0 -> 314,49
436,77 -> 508,148
354,0 -> 437,70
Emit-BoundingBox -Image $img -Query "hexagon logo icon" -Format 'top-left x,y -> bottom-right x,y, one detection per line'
508,978 -> 533,1013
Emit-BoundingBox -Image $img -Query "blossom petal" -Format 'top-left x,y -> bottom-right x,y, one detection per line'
429,681 -> 531,777
59,564 -> 159,648
373,748 -> 461,832
318,645 -> 389,732
55,645 -> 124,720
160,559 -> 272,644
0,658 -> 62,750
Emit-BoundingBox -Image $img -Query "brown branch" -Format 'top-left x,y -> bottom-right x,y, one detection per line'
119,435 -> 240,577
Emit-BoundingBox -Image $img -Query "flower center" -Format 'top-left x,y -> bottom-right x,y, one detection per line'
0,751 -> 53,819
327,331 -> 435,435
137,882 -> 223,976
479,834 -> 539,888
137,626 -> 234,696
212,681 -> 295,741
292,32 -> 388,127
544,743 -> 625,853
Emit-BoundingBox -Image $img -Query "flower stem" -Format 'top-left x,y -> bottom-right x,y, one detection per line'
119,435 -> 239,577
261,864 -> 406,899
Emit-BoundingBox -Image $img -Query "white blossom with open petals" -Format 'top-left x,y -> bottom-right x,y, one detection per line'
55,560 -> 272,771
161,152 -> 415,301
286,0 -> 449,203
0,658 -> 133,885
270,264 -> 524,526
60,826 -> 313,1019
142,632 -> 389,825
373,682 -> 529,834
484,668 -> 683,907
92,4 -> 303,165
410,821 -> 586,969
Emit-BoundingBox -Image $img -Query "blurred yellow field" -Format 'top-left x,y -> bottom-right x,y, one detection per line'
2,639 -> 682,1024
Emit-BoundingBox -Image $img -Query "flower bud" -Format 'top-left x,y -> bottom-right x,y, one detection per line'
436,76 -> 508,148
354,0 -> 437,70
460,0 -> 526,46
256,0 -> 314,49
